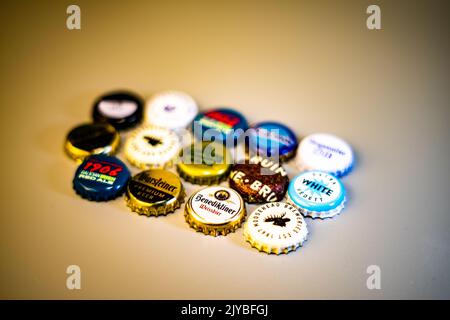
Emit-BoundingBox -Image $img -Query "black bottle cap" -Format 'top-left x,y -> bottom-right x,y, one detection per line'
92,90 -> 144,130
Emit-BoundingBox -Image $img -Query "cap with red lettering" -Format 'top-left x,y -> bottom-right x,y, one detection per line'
192,108 -> 248,144
73,155 -> 131,201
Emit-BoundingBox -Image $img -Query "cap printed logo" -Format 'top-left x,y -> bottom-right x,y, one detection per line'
244,202 -> 308,254
144,136 -> 162,146
264,212 -> 290,227
214,190 -> 230,201
164,105 -> 176,112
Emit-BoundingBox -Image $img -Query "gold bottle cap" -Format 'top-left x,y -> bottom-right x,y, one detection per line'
124,125 -> 180,170
64,123 -> 120,162
125,169 -> 185,216
244,202 -> 308,255
184,186 -> 246,236
177,141 -> 231,185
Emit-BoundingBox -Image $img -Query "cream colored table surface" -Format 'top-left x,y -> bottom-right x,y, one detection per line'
1,0 -> 449,299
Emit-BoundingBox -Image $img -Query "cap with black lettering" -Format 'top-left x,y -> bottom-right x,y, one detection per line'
244,202 -> 308,254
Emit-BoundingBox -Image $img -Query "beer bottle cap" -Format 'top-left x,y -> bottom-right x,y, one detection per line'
125,169 -> 185,216
124,125 -> 180,169
248,121 -> 298,161
244,202 -> 308,255
73,155 -> 130,201
184,186 -> 246,236
145,91 -> 198,131
295,133 -> 354,177
64,123 -> 120,162
229,155 -> 289,204
192,108 -> 248,144
177,141 -> 231,185
92,91 -> 144,130
286,171 -> 346,219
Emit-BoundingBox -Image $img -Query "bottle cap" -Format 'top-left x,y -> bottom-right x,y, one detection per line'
125,169 -> 185,216
145,91 -> 198,131
124,125 -> 180,169
184,186 -> 246,236
177,141 -> 232,185
244,202 -> 308,255
248,121 -> 298,161
286,171 -> 346,219
73,155 -> 131,201
92,91 -> 144,130
64,123 -> 120,162
296,133 -> 354,177
229,155 -> 289,203
192,108 -> 249,144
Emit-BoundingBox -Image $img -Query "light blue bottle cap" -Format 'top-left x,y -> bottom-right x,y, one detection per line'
287,171 -> 346,219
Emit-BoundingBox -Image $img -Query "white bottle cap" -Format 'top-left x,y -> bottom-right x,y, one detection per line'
296,133 -> 354,177
145,91 -> 198,130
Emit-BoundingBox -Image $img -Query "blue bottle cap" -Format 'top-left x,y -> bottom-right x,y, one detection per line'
248,121 -> 298,160
192,108 -> 248,144
73,155 -> 131,201
287,171 -> 346,219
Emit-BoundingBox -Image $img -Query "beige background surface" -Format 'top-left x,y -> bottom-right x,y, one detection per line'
0,0 -> 449,299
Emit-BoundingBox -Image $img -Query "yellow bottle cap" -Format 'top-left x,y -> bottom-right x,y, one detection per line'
125,169 -> 185,216
184,186 -> 246,236
177,141 -> 231,185
244,202 -> 308,255
64,123 -> 120,163
124,125 -> 180,169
